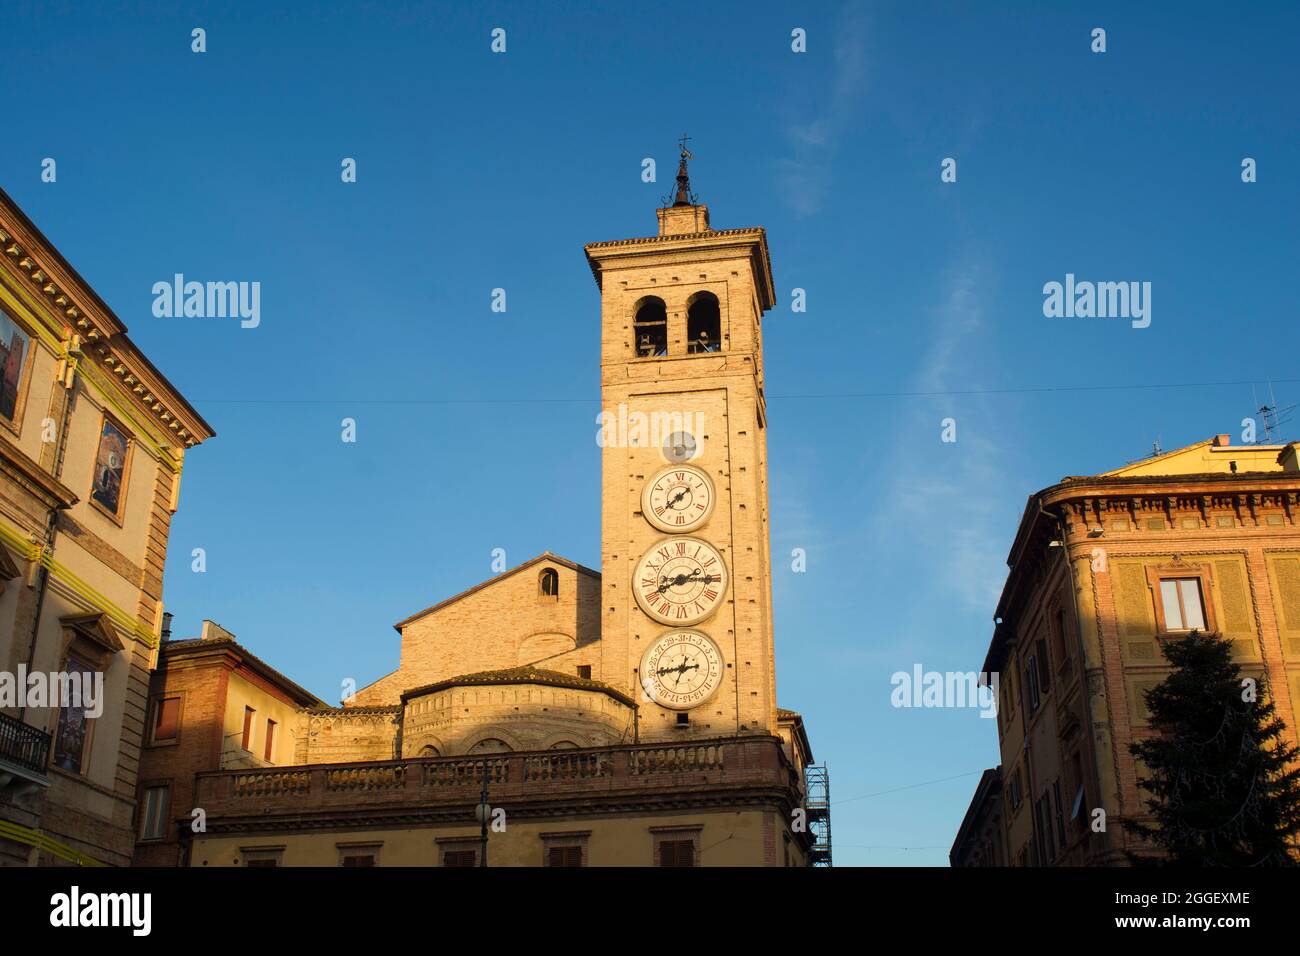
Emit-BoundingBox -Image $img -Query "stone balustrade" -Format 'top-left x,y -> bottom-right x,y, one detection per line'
194,735 -> 797,828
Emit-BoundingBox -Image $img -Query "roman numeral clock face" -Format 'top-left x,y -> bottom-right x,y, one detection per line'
633,537 -> 728,626
642,465 -> 714,533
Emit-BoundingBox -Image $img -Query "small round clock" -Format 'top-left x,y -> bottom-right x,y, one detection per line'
633,537 -> 728,625
642,465 -> 715,533
639,629 -> 724,710
662,430 -> 700,464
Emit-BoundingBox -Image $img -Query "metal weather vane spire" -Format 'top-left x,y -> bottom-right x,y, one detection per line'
669,133 -> 698,207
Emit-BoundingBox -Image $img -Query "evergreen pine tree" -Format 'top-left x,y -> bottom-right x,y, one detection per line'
1129,629 -> 1300,865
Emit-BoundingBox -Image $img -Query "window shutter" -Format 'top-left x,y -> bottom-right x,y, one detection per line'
660,840 -> 694,867
154,698 -> 180,741
548,846 -> 582,867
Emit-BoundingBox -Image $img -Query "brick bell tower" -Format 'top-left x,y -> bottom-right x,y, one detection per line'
584,141 -> 778,742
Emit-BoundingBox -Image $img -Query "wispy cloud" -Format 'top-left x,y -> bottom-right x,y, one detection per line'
875,259 -> 1011,615
776,1 -> 871,217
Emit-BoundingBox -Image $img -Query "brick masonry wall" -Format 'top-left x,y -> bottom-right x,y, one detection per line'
994,491 -> 1300,866
351,561 -> 601,706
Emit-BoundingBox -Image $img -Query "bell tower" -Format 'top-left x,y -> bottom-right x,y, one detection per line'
584,143 -> 778,742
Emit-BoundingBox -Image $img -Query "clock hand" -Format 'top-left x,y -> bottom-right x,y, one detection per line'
658,570 -> 717,593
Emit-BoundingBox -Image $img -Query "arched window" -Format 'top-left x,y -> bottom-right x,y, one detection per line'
539,567 -> 559,598
468,737 -> 512,755
420,744 -> 441,758
687,292 -> 721,353
549,740 -> 580,750
633,296 -> 668,357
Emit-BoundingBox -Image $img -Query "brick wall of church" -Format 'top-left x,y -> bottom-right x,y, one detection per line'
401,684 -> 632,756
350,560 -> 601,705
296,707 -> 400,764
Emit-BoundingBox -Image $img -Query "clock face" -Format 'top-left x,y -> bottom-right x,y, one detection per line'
662,430 -> 700,464
633,537 -> 728,625
642,465 -> 715,533
639,629 -> 724,710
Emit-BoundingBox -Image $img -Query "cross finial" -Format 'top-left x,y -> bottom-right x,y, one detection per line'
671,134 -> 697,207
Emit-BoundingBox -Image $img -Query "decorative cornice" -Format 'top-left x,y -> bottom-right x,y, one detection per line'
401,665 -> 635,708
0,430 -> 78,510
0,190 -> 215,450
195,787 -> 797,836
584,226 -> 766,251
160,637 -> 324,707
583,226 -> 776,312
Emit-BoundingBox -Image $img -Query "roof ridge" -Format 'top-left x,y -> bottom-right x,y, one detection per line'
392,552 -> 599,631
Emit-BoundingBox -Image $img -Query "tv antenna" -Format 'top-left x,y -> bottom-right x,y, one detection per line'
1252,382 -> 1295,443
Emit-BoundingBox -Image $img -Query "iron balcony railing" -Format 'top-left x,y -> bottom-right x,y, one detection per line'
0,712 -> 52,777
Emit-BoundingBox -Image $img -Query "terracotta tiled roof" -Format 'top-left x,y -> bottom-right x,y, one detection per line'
400,665 -> 634,707
161,637 -> 324,707
308,704 -> 401,715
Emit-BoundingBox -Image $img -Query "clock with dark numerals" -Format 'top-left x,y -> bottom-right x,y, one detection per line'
642,465 -> 714,534
633,537 -> 727,625
639,629 -> 724,709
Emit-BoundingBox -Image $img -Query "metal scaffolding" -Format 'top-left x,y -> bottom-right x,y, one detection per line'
804,764 -> 832,866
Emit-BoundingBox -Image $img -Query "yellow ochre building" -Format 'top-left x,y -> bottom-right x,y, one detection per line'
953,434 -> 1300,866
0,187 -> 214,867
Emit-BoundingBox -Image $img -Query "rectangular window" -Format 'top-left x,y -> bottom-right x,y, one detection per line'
1054,609 -> 1072,673
1070,752 -> 1087,827
1035,639 -> 1051,694
658,840 -> 695,867
0,307 -> 33,427
1036,795 -> 1056,864
240,847 -> 283,867
1159,578 -> 1206,631
547,846 -> 583,867
152,697 -> 181,743
576,665 -> 592,680
139,785 -> 171,840
52,657 -> 95,774
1024,658 -> 1041,713
1053,779 -> 1068,847
241,707 -> 255,751
89,415 -> 132,519
1008,768 -> 1023,810
337,842 -> 381,866
443,849 -> 477,867
264,719 -> 276,762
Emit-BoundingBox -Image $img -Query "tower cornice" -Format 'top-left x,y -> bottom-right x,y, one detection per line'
0,188 -> 215,452
584,226 -> 775,313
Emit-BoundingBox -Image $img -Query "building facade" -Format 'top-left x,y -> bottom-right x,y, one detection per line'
949,767 -> 1006,867
958,434 -> 1300,866
0,188 -> 214,866
133,622 -> 323,866
145,156 -> 818,867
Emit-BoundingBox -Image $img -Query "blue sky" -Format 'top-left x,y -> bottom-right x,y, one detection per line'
4,1 -> 1298,866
